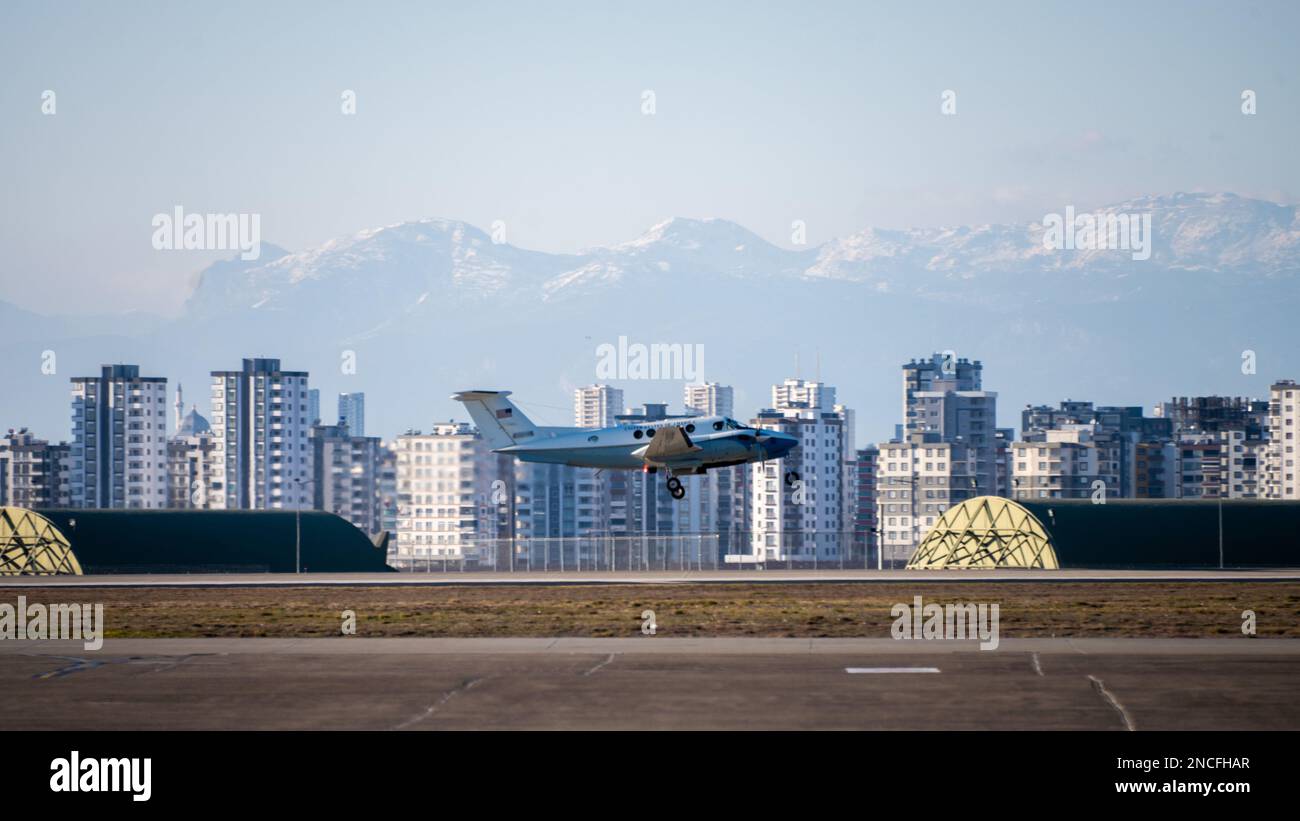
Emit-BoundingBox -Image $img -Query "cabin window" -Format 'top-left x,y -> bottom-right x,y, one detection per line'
633,429 -> 644,439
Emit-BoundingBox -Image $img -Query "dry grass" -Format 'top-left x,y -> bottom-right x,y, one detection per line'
5,582 -> 1298,638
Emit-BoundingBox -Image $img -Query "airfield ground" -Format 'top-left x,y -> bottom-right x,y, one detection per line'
4,637 -> 1300,730
3,581 -> 1297,638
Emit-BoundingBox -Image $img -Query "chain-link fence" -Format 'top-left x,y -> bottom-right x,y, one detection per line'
389,530 -> 883,572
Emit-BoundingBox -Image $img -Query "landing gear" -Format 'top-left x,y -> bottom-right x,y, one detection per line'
666,475 -> 685,500
784,470 -> 800,486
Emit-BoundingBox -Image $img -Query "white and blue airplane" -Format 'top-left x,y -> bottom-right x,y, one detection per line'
453,390 -> 799,500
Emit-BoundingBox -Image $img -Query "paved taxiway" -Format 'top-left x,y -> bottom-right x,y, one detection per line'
4,569 -> 1299,588
3,638 -> 1297,730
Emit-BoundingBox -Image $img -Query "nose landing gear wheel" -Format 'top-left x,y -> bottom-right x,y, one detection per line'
784,470 -> 800,486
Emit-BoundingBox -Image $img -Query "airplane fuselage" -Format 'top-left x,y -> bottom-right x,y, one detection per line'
496,415 -> 790,474
452,391 -> 798,499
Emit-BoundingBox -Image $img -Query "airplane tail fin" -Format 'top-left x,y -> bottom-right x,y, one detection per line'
451,390 -> 539,450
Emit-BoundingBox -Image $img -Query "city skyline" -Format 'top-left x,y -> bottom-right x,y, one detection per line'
2,355 -> 1293,446
5,350 -> 1296,570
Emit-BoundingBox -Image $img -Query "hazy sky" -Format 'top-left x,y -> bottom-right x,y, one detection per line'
2,0 -> 1297,316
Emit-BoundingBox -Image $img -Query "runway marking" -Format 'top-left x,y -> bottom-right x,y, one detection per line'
33,656 -> 107,679
393,677 -> 482,730
582,653 -> 616,677
31,653 -> 209,679
1088,674 -> 1136,731
845,667 -> 940,674
1031,652 -> 1044,676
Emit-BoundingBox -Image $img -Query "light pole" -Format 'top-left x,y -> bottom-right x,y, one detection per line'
293,477 -> 315,574
1218,493 -> 1225,570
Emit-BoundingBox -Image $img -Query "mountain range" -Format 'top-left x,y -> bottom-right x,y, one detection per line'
2,192 -> 1296,443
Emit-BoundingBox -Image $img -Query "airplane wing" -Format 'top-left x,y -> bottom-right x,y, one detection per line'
636,425 -> 703,463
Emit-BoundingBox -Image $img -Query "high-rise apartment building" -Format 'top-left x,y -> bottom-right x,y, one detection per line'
208,358 -> 312,510
337,392 -> 366,436
772,378 -> 835,412
1019,401 -> 1172,498
878,354 -> 1000,564
0,429 -> 71,508
902,354 -> 982,437
1011,425 -> 1121,501
741,405 -> 849,563
1265,380 -> 1298,499
310,422 -> 383,534
684,382 -> 734,419
854,445 -> 879,562
1156,396 -> 1270,439
69,365 -> 169,509
574,385 -> 624,428
394,423 -> 502,564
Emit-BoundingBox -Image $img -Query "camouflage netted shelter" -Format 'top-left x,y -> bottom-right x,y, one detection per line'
0,507 -> 83,575
907,496 -> 1300,569
23,509 -> 392,574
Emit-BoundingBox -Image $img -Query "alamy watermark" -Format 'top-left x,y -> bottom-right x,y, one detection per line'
891,595 -> 999,650
50,751 -> 150,802
1042,206 -> 1152,261
595,335 -> 704,381
0,595 -> 104,651
151,206 -> 261,261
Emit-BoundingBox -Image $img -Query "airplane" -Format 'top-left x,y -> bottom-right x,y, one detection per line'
453,390 -> 799,500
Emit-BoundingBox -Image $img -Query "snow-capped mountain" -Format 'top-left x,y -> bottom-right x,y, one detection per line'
186,219 -> 575,321
808,192 -> 1300,289
4,192 -> 1297,443
186,193 -> 1300,327
540,217 -> 818,299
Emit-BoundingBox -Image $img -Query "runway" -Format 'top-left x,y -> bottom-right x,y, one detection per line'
3,638 -> 1298,730
5,568 -> 1300,588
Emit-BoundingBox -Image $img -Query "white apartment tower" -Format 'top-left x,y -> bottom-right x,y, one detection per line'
208,358 -> 312,510
685,382 -> 734,419
1265,380 -> 1298,499
394,423 -> 502,563
69,365 -> 169,509
742,406 -> 849,563
773,378 -> 835,412
574,385 -> 624,428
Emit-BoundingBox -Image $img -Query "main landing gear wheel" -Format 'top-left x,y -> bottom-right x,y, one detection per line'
666,476 -> 685,500
784,470 -> 800,486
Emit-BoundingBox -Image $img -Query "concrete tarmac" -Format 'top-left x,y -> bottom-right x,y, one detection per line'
2,638 -> 1297,730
